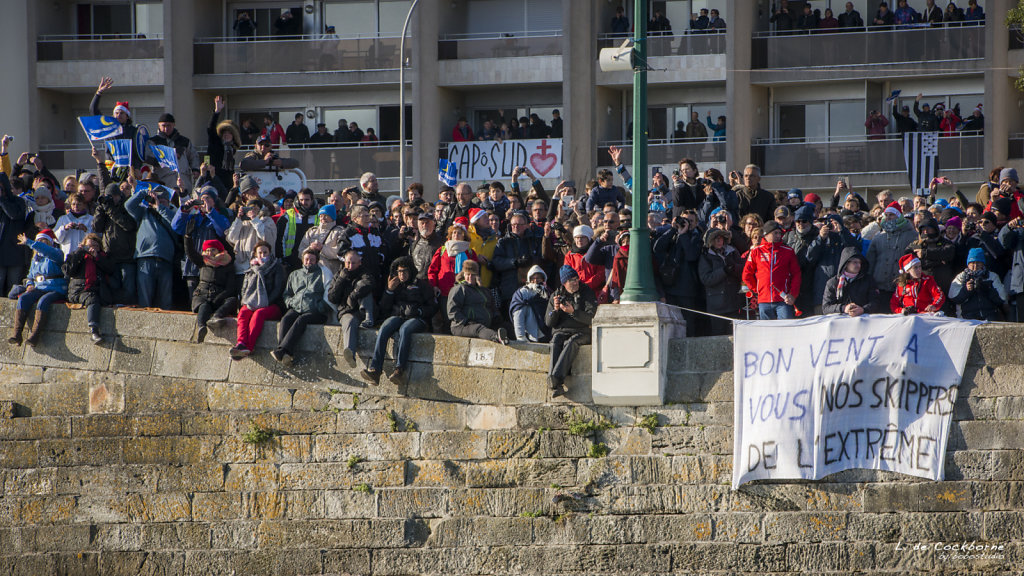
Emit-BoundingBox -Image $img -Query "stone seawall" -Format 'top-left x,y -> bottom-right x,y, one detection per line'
0,299 -> 1022,575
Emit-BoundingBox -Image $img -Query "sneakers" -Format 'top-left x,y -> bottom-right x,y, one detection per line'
549,375 -> 567,398
90,328 -> 103,345
229,344 -> 250,360
388,367 -> 406,384
271,349 -> 293,366
195,325 -> 208,343
343,348 -> 357,367
361,368 -> 381,386
206,316 -> 228,330
495,327 -> 510,345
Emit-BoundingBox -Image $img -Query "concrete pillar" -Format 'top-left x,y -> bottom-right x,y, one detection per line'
164,1 -> 198,141
0,3 -> 37,150
725,0 -> 757,170
413,4 -> 441,198
985,0 -> 1012,169
563,0 -> 596,185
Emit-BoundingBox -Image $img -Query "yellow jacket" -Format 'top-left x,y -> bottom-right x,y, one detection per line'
469,226 -> 500,287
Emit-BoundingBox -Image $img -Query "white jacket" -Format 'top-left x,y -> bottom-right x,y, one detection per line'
54,212 -> 94,256
226,215 -> 278,274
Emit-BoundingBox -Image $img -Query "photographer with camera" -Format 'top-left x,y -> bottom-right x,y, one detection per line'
124,174 -> 179,310
998,214 -> 1024,321
805,213 -> 859,316
545,266 -> 598,398
92,182 -> 137,305
654,213 -> 704,335
172,186 -> 231,299
240,135 -> 300,172
948,248 -> 1008,320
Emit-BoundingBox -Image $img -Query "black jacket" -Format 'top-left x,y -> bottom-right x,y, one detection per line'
447,282 -> 498,327
63,247 -> 116,302
670,180 -> 706,219
891,105 -> 918,133
92,195 -> 138,263
914,102 -> 940,132
822,248 -> 878,314
327,265 -> 377,319
654,227 -> 703,301
493,232 -> 545,303
184,237 -> 237,311
379,257 -> 437,322
949,269 -> 1006,321
736,186 -> 777,225
409,232 -> 443,282
545,283 -> 598,342
698,245 -> 745,316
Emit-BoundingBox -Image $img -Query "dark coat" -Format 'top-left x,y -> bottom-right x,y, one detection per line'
409,232 -> 443,282
184,239 -> 237,312
492,232 -> 545,304
0,174 -> 27,268
654,228 -> 703,302
447,282 -> 497,328
545,283 -> 598,343
698,245 -> 745,316
327,265 -> 377,319
63,247 -> 116,304
379,257 -> 437,322
806,225 -> 860,311
907,236 -> 957,294
92,194 -> 138,263
822,248 -> 878,314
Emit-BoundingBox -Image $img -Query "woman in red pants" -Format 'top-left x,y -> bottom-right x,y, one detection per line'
231,240 -> 285,359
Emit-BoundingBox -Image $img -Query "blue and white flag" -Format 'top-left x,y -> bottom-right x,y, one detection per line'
107,139 -> 133,168
439,159 -> 458,187
151,144 -> 179,172
885,89 -> 902,103
78,115 -> 123,141
135,124 -> 150,162
904,132 -> 939,196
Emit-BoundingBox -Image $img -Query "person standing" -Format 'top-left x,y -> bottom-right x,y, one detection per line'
610,5 -> 630,34
285,113 -> 310,146
742,221 -> 801,319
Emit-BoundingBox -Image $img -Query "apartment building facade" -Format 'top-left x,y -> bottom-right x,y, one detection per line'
0,0 -> 1017,196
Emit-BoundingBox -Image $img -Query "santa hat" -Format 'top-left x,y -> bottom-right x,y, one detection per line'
468,208 -> 487,224
201,239 -> 226,253
453,216 -> 470,230
899,254 -> 921,273
113,101 -> 131,118
974,104 -> 983,115
35,229 -> 56,243
884,201 -> 902,218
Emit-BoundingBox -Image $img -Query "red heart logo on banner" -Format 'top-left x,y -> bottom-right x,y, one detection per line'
529,140 -> 558,177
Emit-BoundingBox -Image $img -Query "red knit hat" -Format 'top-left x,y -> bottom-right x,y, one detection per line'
35,229 -> 56,243
804,193 -> 822,204
899,254 -> 921,273
884,201 -> 902,218
453,217 -> 470,230
202,239 -> 225,253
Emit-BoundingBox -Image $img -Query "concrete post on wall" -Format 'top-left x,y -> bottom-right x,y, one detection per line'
985,0 -> 1012,169
590,303 -> 685,406
563,0 -> 596,185
725,0 -> 755,170
413,4 -> 441,198
164,0 -> 197,144
0,2 -> 36,151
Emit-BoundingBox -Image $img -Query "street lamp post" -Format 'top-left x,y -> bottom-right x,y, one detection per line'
620,0 -> 659,303
398,0 -> 420,201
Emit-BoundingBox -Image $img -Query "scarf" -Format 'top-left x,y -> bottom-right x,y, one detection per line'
221,141 -> 237,172
83,253 -> 97,291
836,270 -> 858,299
881,217 -> 907,233
244,257 -> 276,309
31,199 -> 56,228
446,239 -> 471,274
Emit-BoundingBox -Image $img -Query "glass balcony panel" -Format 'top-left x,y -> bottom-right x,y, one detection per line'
193,37 -> 406,75
36,37 -> 164,61
597,32 -> 725,56
596,141 -> 726,167
437,33 -> 562,60
752,135 -> 984,176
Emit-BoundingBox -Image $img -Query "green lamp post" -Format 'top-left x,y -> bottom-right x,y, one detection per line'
620,0 -> 659,303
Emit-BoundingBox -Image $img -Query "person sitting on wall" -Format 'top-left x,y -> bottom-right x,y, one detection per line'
545,265 -> 598,398
446,260 -> 510,345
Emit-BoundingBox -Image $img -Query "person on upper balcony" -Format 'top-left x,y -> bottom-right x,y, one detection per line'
819,8 -> 839,29
961,105 -> 984,134
892,103 -> 919,133
838,2 -> 865,28
923,0 -> 944,24
964,0 -> 984,22
913,94 -> 940,132
771,0 -> 795,32
273,10 -> 301,38
944,2 -> 966,23
894,0 -> 921,26
308,123 -> 334,147
648,9 -> 672,36
865,110 -> 890,140
260,113 -> 286,146
691,8 -> 709,31
610,5 -> 630,35
798,4 -> 820,30
872,2 -> 895,26
707,9 -> 726,30
452,117 -> 474,142
285,113 -> 310,146
233,11 -> 256,38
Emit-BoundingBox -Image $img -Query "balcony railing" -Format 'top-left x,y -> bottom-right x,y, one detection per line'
36,34 -> 164,61
596,140 -> 726,167
752,24 -> 983,69
438,30 -> 562,60
1009,133 -> 1024,159
193,36 -> 406,75
751,134 -> 984,176
597,31 -> 726,57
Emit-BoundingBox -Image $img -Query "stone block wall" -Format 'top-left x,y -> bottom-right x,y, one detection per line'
0,299 -> 1022,575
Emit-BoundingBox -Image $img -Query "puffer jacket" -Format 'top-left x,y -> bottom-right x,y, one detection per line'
447,281 -> 496,327
284,266 -> 329,316
189,253 -> 236,312
428,243 -> 478,298
865,220 -> 918,291
92,194 -> 137,263
338,224 -> 385,277
698,244 -> 745,315
23,240 -> 67,294
948,268 -> 1007,320
510,282 -> 550,339
563,241 -> 606,295
379,257 -> 437,321
327,265 -> 377,318
822,248 -> 877,314
544,282 -> 598,342
226,214 -> 278,275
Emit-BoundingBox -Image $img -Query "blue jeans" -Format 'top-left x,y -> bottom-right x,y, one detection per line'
17,288 -> 63,312
369,316 -> 426,372
136,258 -> 173,310
759,302 -> 795,320
512,307 -> 544,342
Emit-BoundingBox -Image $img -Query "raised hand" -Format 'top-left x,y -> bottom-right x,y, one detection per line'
97,77 -> 114,94
214,95 -> 226,114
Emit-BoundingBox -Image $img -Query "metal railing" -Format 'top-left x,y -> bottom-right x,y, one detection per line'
36,34 -> 164,61
193,36 -> 407,74
596,31 -> 726,57
596,140 -> 726,166
751,134 -> 984,176
1009,133 -> 1024,159
752,24 -> 984,69
437,30 -> 563,60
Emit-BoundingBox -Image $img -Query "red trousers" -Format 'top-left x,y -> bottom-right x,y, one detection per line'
236,304 -> 282,350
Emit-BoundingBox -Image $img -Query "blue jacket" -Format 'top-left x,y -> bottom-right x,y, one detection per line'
125,192 -> 179,262
586,185 -> 626,212
172,209 -> 230,277
24,240 -> 67,294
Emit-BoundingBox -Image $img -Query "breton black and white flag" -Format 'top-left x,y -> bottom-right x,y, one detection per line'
903,132 -> 939,196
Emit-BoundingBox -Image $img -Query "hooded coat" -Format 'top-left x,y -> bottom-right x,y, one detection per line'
865,219 -> 918,291
822,248 -> 878,314
380,256 -> 437,321
698,230 -> 745,315
184,239 -> 237,312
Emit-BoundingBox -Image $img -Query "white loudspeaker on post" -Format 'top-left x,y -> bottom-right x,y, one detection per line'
599,39 -> 635,72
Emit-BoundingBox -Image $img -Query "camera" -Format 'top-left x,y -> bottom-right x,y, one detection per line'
672,169 -> 680,178
714,215 -> 728,224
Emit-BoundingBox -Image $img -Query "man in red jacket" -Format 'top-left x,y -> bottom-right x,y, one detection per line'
742,221 -> 802,319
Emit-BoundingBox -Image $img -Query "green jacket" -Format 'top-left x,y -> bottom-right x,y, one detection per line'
447,281 -> 495,327
284,266 -> 328,316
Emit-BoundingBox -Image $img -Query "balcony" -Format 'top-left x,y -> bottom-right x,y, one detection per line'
192,35 -> 406,89
35,35 -> 164,89
596,32 -> 726,86
751,24 -> 984,81
437,31 -> 563,86
1009,133 -> 1024,160
597,140 -> 726,169
271,143 -> 411,182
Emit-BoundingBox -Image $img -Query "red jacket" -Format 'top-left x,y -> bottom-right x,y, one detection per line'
741,239 -> 801,304
985,190 -> 1024,222
260,123 -> 286,146
890,275 -> 945,314
564,250 -> 606,294
428,245 -> 478,298
452,125 -> 475,142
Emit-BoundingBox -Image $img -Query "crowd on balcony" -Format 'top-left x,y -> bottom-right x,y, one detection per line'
608,5 -> 726,35
868,93 -> 985,138
771,0 -> 983,33
451,111 -> 563,142
4,74 -> 1024,396
236,112 -> 379,148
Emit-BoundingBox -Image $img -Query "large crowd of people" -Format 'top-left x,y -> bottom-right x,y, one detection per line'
2,74 -> 1020,397
771,0 -> 984,33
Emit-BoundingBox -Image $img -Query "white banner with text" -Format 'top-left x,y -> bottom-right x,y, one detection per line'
446,138 -> 562,181
732,315 -> 979,489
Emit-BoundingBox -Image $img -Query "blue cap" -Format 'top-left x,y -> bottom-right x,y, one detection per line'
967,247 -> 986,265
318,204 -> 337,221
933,198 -> 949,209
559,264 -> 579,284
794,204 -> 815,222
